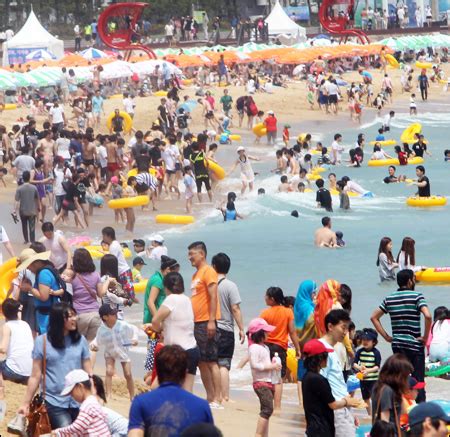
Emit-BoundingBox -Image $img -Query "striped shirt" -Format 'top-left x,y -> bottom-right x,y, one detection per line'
380,289 -> 427,352
135,172 -> 158,191
55,395 -> 111,436
354,347 -> 381,381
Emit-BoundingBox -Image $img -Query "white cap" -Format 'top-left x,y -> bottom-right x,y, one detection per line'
267,110 -> 274,115
60,369 -> 90,396
237,146 -> 245,152
151,234 -> 164,244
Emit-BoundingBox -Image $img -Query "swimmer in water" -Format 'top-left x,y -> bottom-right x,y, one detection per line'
328,173 -> 337,191
297,182 -> 306,193
383,165 -> 406,183
341,176 -> 371,196
314,216 -> 337,248
219,200 -> 243,221
278,175 -> 292,192
371,144 -> 393,160
444,150 -> 450,161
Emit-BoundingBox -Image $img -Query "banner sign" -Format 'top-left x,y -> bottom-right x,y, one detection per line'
7,47 -> 45,65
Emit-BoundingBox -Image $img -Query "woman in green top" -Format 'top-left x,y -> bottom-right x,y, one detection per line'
143,255 -> 179,385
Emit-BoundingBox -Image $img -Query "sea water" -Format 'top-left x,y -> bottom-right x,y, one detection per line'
127,111 -> 450,385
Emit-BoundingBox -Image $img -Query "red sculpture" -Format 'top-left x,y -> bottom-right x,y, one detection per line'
97,2 -> 156,59
319,0 -> 370,44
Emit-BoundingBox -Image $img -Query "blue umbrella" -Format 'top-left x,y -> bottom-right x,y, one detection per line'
25,49 -> 56,61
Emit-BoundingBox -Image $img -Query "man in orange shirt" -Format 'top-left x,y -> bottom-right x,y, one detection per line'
188,241 -> 222,409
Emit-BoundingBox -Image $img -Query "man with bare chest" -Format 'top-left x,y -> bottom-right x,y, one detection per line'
81,135 -> 97,172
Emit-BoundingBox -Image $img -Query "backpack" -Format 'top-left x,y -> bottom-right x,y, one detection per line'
36,265 -> 73,305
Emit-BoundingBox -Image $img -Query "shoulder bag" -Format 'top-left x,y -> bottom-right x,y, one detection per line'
373,384 -> 403,436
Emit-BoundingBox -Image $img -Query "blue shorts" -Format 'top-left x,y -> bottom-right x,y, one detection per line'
0,360 -> 29,384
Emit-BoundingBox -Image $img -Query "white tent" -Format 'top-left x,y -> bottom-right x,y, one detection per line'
265,0 -> 306,43
2,10 -> 64,66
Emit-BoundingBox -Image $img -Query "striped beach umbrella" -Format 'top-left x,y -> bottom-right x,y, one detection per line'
25,49 -> 56,61
80,48 -> 109,60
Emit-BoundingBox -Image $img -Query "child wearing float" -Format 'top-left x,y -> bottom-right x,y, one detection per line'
353,328 -> 381,415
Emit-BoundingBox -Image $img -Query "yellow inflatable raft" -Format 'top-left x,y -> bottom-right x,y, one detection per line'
286,348 -> 298,382
0,269 -> 17,303
0,257 -> 17,277
330,189 -> 359,197
416,61 -> 432,70
155,215 -> 195,225
106,111 -> 133,134
416,267 -> 450,283
369,140 -> 397,146
401,123 -> 422,144
4,103 -> 18,110
182,78 -> 193,86
85,246 -> 132,259
368,157 -> 424,167
386,54 -> 399,68
252,123 -> 267,137
206,160 -> 226,180
306,173 -> 323,181
406,196 -> 447,207
154,90 -> 168,97
134,279 -> 148,293
312,167 -> 326,174
108,196 -> 149,209
108,94 -> 123,99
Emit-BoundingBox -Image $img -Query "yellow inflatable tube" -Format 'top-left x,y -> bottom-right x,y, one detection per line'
134,279 -> 148,293
127,168 -> 157,179
0,269 -> 17,302
416,267 -> 450,283
215,134 -> 242,142
330,189 -> 359,197
154,90 -> 168,97
306,173 -> 323,181
155,215 -> 195,225
416,61 -> 432,69
0,257 -> 18,277
106,111 -> 133,134
368,157 -> 424,167
182,78 -> 193,86
369,140 -> 397,146
85,246 -> 132,259
4,103 -> 18,110
401,123 -> 422,144
386,54 -> 399,68
312,167 -> 326,174
252,123 -> 267,137
206,160 -> 226,180
406,196 -> 447,207
310,150 -> 321,155
108,195 -> 149,209
109,94 -> 123,99
286,348 -> 298,382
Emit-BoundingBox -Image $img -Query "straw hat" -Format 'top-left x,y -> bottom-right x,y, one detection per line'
15,249 -> 51,272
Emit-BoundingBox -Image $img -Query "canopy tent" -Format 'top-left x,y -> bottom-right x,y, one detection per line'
2,10 -> 64,66
265,0 -> 306,43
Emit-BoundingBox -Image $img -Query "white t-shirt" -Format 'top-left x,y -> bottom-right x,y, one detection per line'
161,294 -> 197,350
161,145 -> 179,172
331,140 -> 344,162
398,7 -> 405,19
123,98 -> 135,115
41,230 -> 68,270
97,145 -> 108,168
50,106 -> 64,124
109,240 -> 130,275
6,320 -> 34,376
148,245 -> 168,261
165,24 -> 174,36
54,167 -> 72,196
56,137 -> 71,160
326,82 -> 339,96
383,114 -> 392,128
372,150 -> 386,160
0,226 -> 10,265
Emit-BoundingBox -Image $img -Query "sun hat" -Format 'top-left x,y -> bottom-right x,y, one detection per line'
60,369 -> 90,396
15,249 -> 51,273
267,110 -> 274,115
151,234 -> 164,244
237,146 -> 245,152
303,339 -> 334,357
247,318 -> 276,334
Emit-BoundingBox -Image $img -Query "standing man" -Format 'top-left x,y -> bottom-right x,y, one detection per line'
202,12 -> 209,40
74,24 -> 82,51
164,20 -> 174,46
14,171 -> 40,244
188,241 -> 222,408
320,309 -> 359,436
92,90 -> 104,129
220,89 -> 233,117
264,110 -> 277,145
102,227 -> 136,301
49,101 -> 66,132
418,70 -> 429,101
40,222 -> 72,272
371,269 -> 432,402
211,253 -> 244,403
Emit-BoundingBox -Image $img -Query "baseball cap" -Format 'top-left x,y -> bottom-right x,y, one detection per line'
237,146 -> 245,152
247,318 -> 276,334
408,376 -> 426,390
133,256 -> 146,266
99,303 -> 119,318
151,234 -> 164,244
110,176 -> 119,184
60,369 -> 90,396
360,328 -> 378,341
408,402 -> 450,427
133,238 -> 145,247
303,339 -> 334,357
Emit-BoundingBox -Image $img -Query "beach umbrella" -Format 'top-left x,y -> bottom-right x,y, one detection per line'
177,99 -> 197,114
101,61 -> 132,79
0,71 -> 16,90
25,49 -> 56,61
80,48 -> 109,60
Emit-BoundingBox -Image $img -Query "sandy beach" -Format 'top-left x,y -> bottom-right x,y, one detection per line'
1,61 -> 450,436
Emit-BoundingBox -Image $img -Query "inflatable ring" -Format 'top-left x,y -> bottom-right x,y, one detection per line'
106,111 -> 133,134
401,123 -> 422,144
0,268 -> 17,303
155,214 -> 195,225
108,94 -> 123,99
286,348 -> 298,382
330,189 -> 359,197
206,160 -> 226,180
229,134 -> 241,142
416,61 -> 432,69
425,364 -> 450,377
127,168 -> 157,179
0,257 -> 18,277
68,236 -> 92,247
416,267 -> 450,283
108,195 -> 149,209
182,78 -> 193,86
312,167 -> 326,174
369,140 -> 397,146
306,173 -> 323,181
85,245 -> 132,259
154,90 -> 168,97
134,279 -> 148,294
368,157 -> 424,167
406,196 -> 447,207
385,54 -> 399,68
310,150 -> 321,155
4,103 -> 17,110
252,123 -> 267,137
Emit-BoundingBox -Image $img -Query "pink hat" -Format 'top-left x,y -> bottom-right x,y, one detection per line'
247,318 -> 276,334
110,176 -> 119,184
